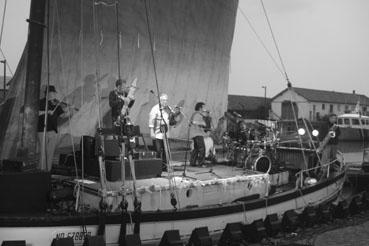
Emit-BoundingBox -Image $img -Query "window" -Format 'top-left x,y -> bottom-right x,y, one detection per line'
352,119 -> 360,125
329,104 -> 333,113
364,106 -> 367,112
338,118 -> 343,124
322,104 -> 325,110
316,112 -> 320,120
366,120 -> 369,125
361,119 -> 366,125
313,105 -> 316,111
344,118 -> 350,125
345,105 -> 349,111
337,104 -> 341,111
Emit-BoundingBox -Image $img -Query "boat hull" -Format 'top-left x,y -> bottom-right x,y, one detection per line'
0,171 -> 345,245
339,127 -> 369,141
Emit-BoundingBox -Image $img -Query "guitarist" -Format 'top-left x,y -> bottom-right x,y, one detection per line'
109,79 -> 135,126
189,102 -> 207,167
318,113 -> 341,178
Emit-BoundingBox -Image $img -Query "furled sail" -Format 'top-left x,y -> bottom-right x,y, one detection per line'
0,0 -> 238,159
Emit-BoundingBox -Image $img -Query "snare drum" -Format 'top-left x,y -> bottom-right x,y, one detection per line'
244,154 -> 271,173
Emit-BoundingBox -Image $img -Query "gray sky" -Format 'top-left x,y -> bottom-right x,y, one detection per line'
1,0 -> 369,99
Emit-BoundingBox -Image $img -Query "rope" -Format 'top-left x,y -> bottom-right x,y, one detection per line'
0,47 -> 13,76
237,6 -> 284,77
79,0 -> 84,105
0,0 -> 7,47
143,0 -> 178,207
260,0 -> 290,83
115,1 -> 121,80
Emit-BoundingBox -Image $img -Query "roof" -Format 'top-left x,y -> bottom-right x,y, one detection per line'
272,87 -> 369,105
228,95 -> 271,111
338,113 -> 369,119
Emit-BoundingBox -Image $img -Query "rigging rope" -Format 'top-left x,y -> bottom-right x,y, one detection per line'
143,0 -> 179,208
0,47 -> 12,76
115,1 -> 121,80
259,0 -> 290,84
0,0 -> 7,47
237,6 -> 284,77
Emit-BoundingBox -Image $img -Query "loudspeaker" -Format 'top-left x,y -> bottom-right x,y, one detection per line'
83,236 -> 105,246
51,237 -> 74,246
264,213 -> 281,237
244,219 -> 267,243
218,222 -> 246,246
105,159 -> 162,181
282,210 -> 299,232
1,159 -> 24,172
81,135 -> 96,159
0,171 -> 51,213
158,230 -> 182,246
124,234 -> 141,246
1,241 -> 26,246
188,227 -> 212,246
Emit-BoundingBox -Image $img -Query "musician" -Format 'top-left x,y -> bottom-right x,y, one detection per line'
189,102 -> 207,167
109,79 -> 135,126
37,85 -> 72,171
149,93 -> 179,170
318,113 -> 341,178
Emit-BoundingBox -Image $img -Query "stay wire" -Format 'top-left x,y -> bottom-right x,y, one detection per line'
237,6 -> 284,77
259,0 -> 290,84
0,0 -> 7,47
115,0 -> 121,80
143,0 -> 179,206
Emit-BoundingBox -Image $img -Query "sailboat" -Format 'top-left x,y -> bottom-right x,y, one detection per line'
0,0 -> 346,245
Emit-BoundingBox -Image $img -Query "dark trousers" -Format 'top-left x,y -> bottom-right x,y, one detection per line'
153,139 -> 167,170
190,136 -> 206,166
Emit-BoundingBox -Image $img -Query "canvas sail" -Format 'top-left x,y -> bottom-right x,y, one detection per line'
0,0 -> 238,159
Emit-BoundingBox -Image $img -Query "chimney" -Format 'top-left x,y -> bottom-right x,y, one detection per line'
353,90 -> 356,94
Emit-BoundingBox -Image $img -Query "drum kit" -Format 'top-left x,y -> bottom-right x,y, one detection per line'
222,131 -> 275,173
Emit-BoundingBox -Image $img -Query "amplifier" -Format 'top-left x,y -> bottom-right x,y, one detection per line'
105,158 -> 162,181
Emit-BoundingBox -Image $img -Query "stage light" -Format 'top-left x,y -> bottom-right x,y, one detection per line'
304,177 -> 317,186
312,130 -> 319,137
188,227 -> 212,246
297,128 -> 305,136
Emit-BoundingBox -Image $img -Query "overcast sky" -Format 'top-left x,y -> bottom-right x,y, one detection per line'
1,0 -> 369,99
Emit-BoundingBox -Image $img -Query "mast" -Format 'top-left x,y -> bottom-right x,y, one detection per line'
18,0 -> 47,164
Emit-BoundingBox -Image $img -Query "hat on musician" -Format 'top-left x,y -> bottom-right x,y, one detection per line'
45,85 -> 57,93
115,79 -> 127,87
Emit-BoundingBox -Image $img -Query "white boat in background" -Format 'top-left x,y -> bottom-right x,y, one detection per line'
337,113 -> 369,141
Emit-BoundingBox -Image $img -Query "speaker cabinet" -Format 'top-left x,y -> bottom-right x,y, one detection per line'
0,171 -> 51,213
158,230 -> 182,246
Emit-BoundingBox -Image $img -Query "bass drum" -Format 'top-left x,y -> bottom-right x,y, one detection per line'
244,154 -> 271,173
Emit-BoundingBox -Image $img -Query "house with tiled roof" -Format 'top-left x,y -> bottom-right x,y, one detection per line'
271,87 -> 369,121
228,95 -> 271,119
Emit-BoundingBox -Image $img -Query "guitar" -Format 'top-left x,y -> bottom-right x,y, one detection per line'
119,78 -> 138,120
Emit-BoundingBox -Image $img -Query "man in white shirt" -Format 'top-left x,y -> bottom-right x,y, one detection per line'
149,93 -> 171,170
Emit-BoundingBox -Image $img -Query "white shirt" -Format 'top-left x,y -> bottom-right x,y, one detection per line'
149,104 -> 170,140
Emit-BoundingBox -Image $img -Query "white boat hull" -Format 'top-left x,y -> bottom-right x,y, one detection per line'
0,171 -> 345,245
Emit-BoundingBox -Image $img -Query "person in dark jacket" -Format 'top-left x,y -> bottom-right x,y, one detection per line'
109,79 -> 135,126
318,113 -> 341,179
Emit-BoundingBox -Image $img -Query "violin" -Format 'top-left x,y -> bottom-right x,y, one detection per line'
50,99 -> 79,111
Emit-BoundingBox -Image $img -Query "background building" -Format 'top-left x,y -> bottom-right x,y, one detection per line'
228,95 -> 271,119
271,87 -> 369,121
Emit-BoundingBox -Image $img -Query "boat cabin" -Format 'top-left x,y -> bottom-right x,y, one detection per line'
337,113 -> 369,129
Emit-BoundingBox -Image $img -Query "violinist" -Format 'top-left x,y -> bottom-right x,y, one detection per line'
109,79 -> 135,126
149,93 -> 182,171
37,85 -> 73,171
